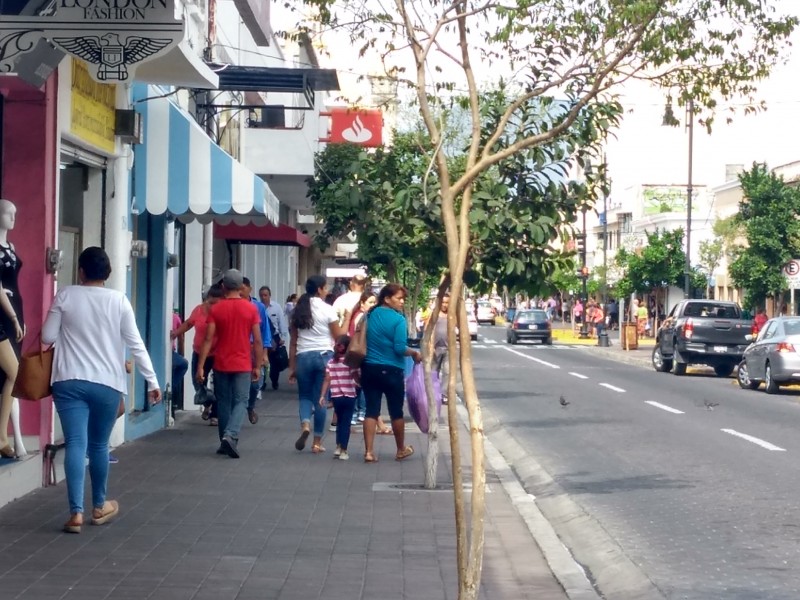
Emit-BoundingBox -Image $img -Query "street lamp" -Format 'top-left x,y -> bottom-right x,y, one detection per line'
662,97 -> 694,298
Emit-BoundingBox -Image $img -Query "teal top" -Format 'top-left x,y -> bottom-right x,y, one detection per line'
364,306 -> 408,369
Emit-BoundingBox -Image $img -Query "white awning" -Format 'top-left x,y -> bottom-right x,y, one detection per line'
134,41 -> 218,89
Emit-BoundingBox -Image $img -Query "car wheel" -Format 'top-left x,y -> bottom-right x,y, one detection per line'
490,319 -> 496,326
544,337 -> 553,345
672,359 -> 687,376
508,334 -> 517,345
470,334 -> 478,341
713,363 -> 735,378
764,362 -> 780,394
737,361 -> 759,390
652,346 -> 673,373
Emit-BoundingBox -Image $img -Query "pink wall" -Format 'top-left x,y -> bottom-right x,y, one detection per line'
1,74 -> 58,448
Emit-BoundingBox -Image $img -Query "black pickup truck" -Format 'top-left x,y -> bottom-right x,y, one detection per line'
651,300 -> 754,377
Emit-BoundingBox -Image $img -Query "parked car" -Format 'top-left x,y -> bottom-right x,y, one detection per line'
476,300 -> 496,326
507,309 -> 552,345
737,316 -> 800,394
651,300 -> 753,377
467,311 -> 478,341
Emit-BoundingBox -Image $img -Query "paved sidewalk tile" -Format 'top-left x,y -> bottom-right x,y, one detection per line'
0,383 -> 570,600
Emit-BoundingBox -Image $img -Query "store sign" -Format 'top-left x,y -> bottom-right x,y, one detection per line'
0,0 -> 182,84
325,108 -> 383,147
71,60 -> 117,153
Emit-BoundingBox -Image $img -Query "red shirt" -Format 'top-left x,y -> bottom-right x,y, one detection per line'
207,298 -> 260,372
188,303 -> 215,355
754,312 -> 768,332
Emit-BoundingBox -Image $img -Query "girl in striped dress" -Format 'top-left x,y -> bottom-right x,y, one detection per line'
319,335 -> 360,461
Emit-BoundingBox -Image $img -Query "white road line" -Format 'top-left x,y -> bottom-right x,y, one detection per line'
721,429 -> 786,452
645,400 -> 684,414
502,346 -> 560,369
568,372 -> 588,379
484,339 -> 498,344
599,383 -> 626,393
472,345 -> 487,349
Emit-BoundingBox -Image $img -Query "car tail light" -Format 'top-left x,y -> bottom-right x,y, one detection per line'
777,342 -> 795,353
683,318 -> 694,339
512,322 -> 518,330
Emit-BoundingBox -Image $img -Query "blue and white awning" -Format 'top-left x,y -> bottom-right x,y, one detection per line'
133,89 -> 279,224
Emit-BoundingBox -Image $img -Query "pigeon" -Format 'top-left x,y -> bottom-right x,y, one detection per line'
559,395 -> 570,407
704,399 -> 720,411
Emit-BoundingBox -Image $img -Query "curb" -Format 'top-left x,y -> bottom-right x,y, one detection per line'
455,400 -> 602,600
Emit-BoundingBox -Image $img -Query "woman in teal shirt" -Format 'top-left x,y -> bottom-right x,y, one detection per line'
361,284 -> 421,463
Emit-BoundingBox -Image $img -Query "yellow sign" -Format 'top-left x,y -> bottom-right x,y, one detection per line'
70,59 -> 116,153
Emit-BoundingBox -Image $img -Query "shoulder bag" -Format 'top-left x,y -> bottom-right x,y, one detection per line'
14,335 -> 54,401
344,313 -> 368,368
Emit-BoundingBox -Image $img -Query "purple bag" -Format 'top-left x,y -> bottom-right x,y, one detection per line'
405,363 -> 442,434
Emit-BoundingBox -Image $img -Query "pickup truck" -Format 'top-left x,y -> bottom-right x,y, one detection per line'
651,300 -> 754,376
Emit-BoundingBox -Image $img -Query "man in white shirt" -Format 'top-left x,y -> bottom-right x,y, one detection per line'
259,285 -> 290,390
332,274 -> 368,325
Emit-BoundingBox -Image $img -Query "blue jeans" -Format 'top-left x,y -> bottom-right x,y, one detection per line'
333,396 -> 356,450
214,371 -> 251,441
172,350 -> 189,411
52,380 -> 120,515
248,370 -> 264,411
356,389 -> 366,419
296,350 -> 332,436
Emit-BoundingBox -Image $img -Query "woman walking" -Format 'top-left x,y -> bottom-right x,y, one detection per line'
43,247 -> 161,533
361,283 -> 421,463
288,275 -> 344,453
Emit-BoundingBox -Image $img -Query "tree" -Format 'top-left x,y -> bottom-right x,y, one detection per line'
729,163 -> 800,310
292,2 -> 797,596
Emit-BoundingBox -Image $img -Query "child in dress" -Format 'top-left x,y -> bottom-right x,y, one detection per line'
319,335 -> 360,460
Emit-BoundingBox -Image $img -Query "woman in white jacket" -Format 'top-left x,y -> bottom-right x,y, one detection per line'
43,247 -> 161,533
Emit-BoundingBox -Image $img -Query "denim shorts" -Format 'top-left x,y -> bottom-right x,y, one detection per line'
361,362 -> 405,420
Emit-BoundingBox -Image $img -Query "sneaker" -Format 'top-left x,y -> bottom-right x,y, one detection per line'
350,417 -> 358,426
338,451 -> 350,461
329,424 -> 337,432
333,445 -> 342,458
357,415 -> 365,422
220,436 -> 239,459
108,454 -> 119,464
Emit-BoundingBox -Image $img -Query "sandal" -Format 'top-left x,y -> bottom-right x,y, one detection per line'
295,429 -> 310,451
91,500 -> 119,526
364,453 -> 378,463
377,427 -> 393,435
311,444 -> 326,454
209,418 -> 218,427
395,446 -> 414,461
63,514 -> 83,534
201,405 -> 211,421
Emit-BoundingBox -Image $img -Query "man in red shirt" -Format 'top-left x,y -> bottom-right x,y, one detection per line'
753,308 -> 768,333
196,269 -> 263,458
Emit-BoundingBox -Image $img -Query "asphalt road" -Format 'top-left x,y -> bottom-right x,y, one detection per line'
471,325 -> 800,600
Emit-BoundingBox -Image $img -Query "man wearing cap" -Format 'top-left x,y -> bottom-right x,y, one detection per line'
196,269 -> 263,458
241,277 -> 272,425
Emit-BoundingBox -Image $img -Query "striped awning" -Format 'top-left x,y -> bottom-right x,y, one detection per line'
133,89 -> 279,224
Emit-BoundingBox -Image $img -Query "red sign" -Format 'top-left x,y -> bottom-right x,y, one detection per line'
324,108 -> 383,147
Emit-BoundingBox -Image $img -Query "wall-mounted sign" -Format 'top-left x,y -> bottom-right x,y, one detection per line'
322,108 -> 383,147
0,0 -> 183,84
70,60 -> 116,153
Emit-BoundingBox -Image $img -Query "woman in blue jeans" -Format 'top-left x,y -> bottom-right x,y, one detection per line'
362,284 -> 421,463
288,275 -> 344,453
42,247 -> 161,533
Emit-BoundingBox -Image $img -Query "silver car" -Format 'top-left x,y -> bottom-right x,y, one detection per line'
738,317 -> 800,394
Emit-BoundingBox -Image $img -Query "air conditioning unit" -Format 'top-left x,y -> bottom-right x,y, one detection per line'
259,105 -> 285,128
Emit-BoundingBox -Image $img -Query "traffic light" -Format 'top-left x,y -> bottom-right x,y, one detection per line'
575,233 -> 586,255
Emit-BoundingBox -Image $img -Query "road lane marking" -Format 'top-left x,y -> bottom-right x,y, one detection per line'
645,401 -> 684,414
484,339 -> 498,344
502,346 -> 560,369
721,429 -> 786,452
599,383 -> 626,393
568,372 -> 588,379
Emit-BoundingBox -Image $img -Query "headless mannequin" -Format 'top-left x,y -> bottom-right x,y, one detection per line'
0,199 -> 26,458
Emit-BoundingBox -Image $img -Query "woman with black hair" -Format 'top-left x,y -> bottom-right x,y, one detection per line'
43,247 -> 161,533
288,275 -> 344,453
361,283 -> 421,463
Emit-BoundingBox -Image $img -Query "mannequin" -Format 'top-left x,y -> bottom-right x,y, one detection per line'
0,199 -> 25,459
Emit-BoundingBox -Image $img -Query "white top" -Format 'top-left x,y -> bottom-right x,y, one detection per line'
296,296 -> 338,353
333,290 -> 362,322
265,300 -> 289,342
42,286 -> 160,394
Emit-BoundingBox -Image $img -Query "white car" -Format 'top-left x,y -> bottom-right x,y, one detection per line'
476,301 -> 496,326
467,312 -> 479,340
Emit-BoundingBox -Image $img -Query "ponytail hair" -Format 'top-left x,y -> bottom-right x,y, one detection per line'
292,275 -> 328,330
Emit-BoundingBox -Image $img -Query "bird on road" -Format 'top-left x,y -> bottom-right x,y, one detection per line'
704,399 -> 720,411
559,395 -> 569,408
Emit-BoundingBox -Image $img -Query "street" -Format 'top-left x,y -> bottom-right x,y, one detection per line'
472,325 -> 800,600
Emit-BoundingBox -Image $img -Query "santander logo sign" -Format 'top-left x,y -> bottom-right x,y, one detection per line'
323,108 -> 383,147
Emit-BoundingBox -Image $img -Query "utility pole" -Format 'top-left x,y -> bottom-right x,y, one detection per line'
579,207 -> 589,339
684,99 -> 694,298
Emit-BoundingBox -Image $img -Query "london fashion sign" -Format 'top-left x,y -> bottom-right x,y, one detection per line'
0,0 -> 183,83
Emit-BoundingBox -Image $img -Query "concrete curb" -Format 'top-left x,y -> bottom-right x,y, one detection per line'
455,401 -> 602,600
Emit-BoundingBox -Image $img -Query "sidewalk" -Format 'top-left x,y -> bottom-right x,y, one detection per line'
0,381 -> 572,600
